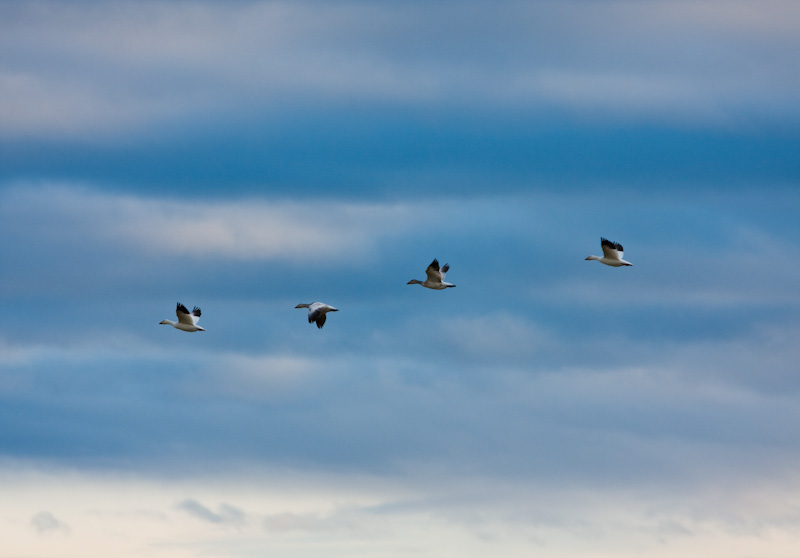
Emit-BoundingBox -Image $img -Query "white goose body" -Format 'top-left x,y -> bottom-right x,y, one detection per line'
296,302 -> 339,329
160,302 -> 205,332
408,259 -> 456,290
586,238 -> 633,267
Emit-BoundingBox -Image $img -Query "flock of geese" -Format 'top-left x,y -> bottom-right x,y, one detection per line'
160,237 -> 632,332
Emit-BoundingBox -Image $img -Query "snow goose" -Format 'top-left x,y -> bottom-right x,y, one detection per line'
586,238 -> 633,267
407,259 -> 456,289
295,302 -> 339,329
160,302 -> 206,332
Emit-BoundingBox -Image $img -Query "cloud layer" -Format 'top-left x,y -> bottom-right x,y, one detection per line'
5,464 -> 800,558
2,0 -> 799,139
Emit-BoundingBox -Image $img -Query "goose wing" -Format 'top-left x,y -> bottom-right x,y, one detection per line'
190,306 -> 202,325
311,310 -> 327,329
425,259 -> 443,282
308,303 -> 327,328
176,303 -> 195,325
307,302 -> 338,328
308,302 -> 326,314
600,238 -> 624,261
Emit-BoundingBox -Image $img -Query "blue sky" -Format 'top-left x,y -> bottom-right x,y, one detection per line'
2,1 -> 800,556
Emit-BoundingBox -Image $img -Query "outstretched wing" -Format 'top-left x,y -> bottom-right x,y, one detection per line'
309,307 -> 327,329
190,306 -> 202,325
425,259 -> 443,282
176,303 -> 194,325
600,238 -> 624,261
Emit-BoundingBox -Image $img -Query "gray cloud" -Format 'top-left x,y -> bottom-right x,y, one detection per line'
177,499 -> 247,527
30,511 -> 69,535
1,0 -> 798,139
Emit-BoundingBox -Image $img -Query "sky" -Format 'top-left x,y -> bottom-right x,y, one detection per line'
1,1 -> 800,556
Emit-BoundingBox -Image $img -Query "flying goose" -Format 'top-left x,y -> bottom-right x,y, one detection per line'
295,302 -> 339,329
160,302 -> 206,332
407,259 -> 456,289
586,238 -> 633,267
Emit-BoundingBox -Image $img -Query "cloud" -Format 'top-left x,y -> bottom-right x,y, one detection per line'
6,464 -> 800,558
179,352 -> 322,402
261,508 -> 372,537
528,70 -> 728,123
0,337 -> 33,367
0,184 -> 420,264
30,511 -> 69,535
438,312 -> 554,365
177,499 -> 246,528
646,0 -> 800,37
1,0 -> 798,139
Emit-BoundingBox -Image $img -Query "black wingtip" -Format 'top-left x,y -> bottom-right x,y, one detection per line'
601,237 -> 623,251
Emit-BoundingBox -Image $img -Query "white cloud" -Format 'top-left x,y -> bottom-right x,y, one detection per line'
0,331 -> 183,369
4,464 -> 800,558
180,352 -> 322,402
0,184 -> 420,263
